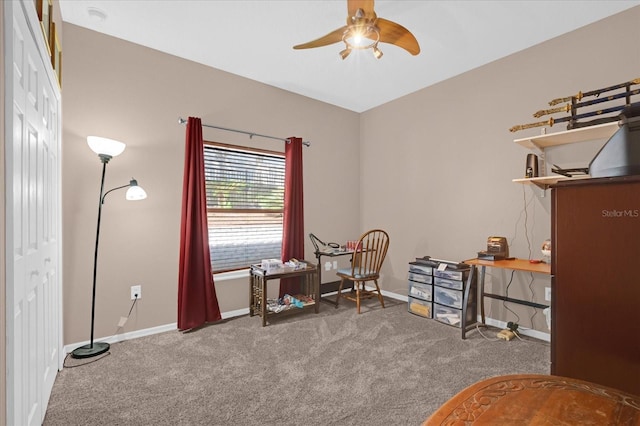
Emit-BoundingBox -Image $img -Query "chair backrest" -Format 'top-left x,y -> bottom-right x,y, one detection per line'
350,229 -> 389,278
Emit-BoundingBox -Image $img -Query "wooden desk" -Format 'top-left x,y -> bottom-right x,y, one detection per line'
464,258 -> 550,327
249,263 -> 319,327
423,374 -> 640,425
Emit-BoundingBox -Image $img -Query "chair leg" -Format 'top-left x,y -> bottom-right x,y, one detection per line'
336,278 -> 345,308
355,281 -> 361,314
373,279 -> 385,309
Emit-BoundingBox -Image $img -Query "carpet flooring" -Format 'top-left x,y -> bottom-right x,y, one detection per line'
44,298 -> 550,425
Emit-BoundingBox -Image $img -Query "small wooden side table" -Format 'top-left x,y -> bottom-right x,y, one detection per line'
249,263 -> 319,327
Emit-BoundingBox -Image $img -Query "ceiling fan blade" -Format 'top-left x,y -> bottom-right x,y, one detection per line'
376,17 -> 421,55
293,26 -> 348,50
347,0 -> 375,19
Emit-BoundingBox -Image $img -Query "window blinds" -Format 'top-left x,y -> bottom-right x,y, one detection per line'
204,145 -> 285,272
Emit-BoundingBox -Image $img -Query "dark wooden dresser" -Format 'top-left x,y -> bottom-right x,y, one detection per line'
551,176 -> 640,396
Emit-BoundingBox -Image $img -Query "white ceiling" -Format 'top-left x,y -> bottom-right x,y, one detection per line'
59,0 -> 640,113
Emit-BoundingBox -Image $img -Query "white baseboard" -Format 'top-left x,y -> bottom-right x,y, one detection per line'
381,289 -> 408,302
64,291 -> 549,355
64,322 -> 178,355
64,308 -> 250,355
221,307 -> 250,319
383,289 -> 550,342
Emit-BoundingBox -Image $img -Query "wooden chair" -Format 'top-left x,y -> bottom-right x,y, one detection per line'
336,229 -> 389,314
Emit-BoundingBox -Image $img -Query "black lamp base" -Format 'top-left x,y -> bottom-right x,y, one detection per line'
71,341 -> 110,359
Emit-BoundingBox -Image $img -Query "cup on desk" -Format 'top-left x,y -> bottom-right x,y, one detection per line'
346,241 -> 361,251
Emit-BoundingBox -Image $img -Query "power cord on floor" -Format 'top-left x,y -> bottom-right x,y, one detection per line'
475,323 -> 500,341
62,350 -> 111,368
476,324 -> 521,342
506,325 -> 551,348
475,322 -> 550,347
63,298 -> 138,369
512,328 -> 523,341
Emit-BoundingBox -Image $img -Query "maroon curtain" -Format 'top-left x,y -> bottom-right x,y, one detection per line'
178,117 -> 222,330
279,137 -> 305,297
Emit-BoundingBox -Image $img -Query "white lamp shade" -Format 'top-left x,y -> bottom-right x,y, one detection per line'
87,136 -> 126,157
126,184 -> 147,201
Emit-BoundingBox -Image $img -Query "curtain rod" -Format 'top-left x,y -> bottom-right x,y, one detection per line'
178,118 -> 311,147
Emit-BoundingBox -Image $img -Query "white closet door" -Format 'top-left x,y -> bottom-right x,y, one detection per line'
5,1 -> 62,425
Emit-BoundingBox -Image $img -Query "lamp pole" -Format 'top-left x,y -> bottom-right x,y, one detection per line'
72,136 -> 146,359
72,154 -> 112,358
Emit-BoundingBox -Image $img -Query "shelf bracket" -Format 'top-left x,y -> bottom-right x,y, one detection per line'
531,181 -> 549,196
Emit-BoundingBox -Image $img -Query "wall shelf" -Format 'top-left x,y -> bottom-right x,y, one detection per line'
514,121 -> 620,151
513,121 -> 621,190
512,175 -> 590,189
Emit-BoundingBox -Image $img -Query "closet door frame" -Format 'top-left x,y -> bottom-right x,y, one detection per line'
3,1 -> 63,424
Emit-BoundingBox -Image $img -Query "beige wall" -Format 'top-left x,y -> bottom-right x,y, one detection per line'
360,6 -> 640,331
62,24 -> 360,345
61,6 -> 640,346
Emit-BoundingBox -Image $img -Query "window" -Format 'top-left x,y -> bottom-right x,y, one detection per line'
204,142 -> 285,272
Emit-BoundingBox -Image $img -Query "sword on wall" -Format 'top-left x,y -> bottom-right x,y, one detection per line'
509,101 -> 640,133
533,89 -> 640,118
547,78 -> 640,106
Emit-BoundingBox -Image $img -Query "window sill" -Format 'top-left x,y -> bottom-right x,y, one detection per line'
214,269 -> 249,282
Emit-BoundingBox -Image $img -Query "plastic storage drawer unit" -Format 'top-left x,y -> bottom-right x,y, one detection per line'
408,297 -> 433,318
434,286 -> 463,309
409,263 -> 433,276
434,276 -> 464,290
408,271 -> 432,284
434,303 -> 462,327
409,281 -> 432,301
434,268 -> 469,281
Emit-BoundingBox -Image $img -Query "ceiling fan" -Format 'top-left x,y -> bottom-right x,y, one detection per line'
293,0 -> 420,60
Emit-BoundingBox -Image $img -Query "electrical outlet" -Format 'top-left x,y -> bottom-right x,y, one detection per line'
545,287 -> 551,302
131,285 -> 141,300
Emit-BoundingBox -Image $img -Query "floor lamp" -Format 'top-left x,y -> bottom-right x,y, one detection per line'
71,136 -> 147,359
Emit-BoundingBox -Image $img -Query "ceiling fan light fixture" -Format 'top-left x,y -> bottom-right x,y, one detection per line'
341,24 -> 379,56
352,31 -> 363,46
372,44 -> 383,59
292,1 -> 421,58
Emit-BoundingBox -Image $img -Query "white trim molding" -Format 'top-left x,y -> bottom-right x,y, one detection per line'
64,290 -> 549,354
63,308 -> 251,355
